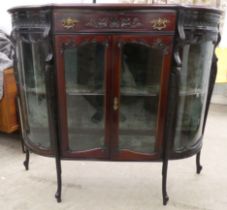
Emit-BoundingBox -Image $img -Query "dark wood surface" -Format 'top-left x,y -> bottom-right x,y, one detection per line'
8,4 -> 222,13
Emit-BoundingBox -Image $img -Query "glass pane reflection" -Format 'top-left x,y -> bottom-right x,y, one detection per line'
174,41 -> 214,150
64,42 -> 105,151
20,40 -> 51,148
119,43 -> 163,154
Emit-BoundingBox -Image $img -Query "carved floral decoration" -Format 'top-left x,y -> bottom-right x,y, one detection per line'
85,16 -> 143,29
152,39 -> 169,55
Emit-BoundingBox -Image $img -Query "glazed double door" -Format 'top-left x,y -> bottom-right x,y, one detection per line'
55,34 -> 173,160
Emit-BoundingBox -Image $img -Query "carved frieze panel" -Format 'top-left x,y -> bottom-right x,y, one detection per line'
183,10 -> 220,32
54,10 -> 176,33
12,10 -> 50,29
11,9 -> 51,43
85,16 -> 143,29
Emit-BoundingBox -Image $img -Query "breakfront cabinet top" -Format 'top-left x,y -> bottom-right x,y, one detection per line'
9,4 -> 222,35
8,4 -> 222,12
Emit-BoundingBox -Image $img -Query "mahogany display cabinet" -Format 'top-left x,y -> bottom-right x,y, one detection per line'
9,4 -> 222,205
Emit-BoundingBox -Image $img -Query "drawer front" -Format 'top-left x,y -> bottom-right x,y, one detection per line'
53,9 -> 176,33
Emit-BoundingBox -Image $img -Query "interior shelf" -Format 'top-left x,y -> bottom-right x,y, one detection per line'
179,88 -> 205,96
67,91 -> 104,96
24,87 -> 46,95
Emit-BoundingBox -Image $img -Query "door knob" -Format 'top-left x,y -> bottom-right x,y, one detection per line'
113,97 -> 119,111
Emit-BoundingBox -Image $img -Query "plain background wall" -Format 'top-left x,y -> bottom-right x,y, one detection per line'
220,7 -> 227,48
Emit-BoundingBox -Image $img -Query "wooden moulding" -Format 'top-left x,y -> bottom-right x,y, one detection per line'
0,68 -> 19,133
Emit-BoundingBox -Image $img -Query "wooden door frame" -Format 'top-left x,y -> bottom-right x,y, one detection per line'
110,34 -> 174,161
54,34 -> 111,159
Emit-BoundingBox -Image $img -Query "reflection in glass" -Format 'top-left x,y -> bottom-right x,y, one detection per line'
20,39 -> 51,148
64,42 -> 105,151
119,43 -> 163,154
174,41 -> 214,150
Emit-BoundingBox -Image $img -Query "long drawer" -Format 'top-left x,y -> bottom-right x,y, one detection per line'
53,9 -> 176,34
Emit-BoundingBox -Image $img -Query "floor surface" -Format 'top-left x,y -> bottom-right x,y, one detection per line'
0,104 -> 227,210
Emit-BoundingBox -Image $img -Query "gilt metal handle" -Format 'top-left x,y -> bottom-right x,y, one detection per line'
113,97 -> 119,111
62,17 -> 79,29
150,18 -> 169,31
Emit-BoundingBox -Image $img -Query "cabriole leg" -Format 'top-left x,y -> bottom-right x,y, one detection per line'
162,159 -> 169,205
196,151 -> 203,174
23,148 -> 30,170
45,59 -> 62,202
55,158 -> 62,203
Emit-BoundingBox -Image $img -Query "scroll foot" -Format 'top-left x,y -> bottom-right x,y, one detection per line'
23,149 -> 30,170
55,191 -> 62,203
55,157 -> 62,203
162,158 -> 169,205
163,194 -> 169,206
196,151 -> 203,174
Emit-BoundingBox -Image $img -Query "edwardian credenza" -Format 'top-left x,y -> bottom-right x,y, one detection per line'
8,4 -> 222,205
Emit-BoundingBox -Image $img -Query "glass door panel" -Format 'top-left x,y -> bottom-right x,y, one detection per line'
63,41 -> 106,152
174,41 -> 214,151
118,42 -> 163,154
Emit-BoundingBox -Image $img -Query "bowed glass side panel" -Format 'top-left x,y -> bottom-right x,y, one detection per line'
119,43 -> 162,154
64,42 -> 106,151
174,41 -> 214,151
17,36 -> 51,149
